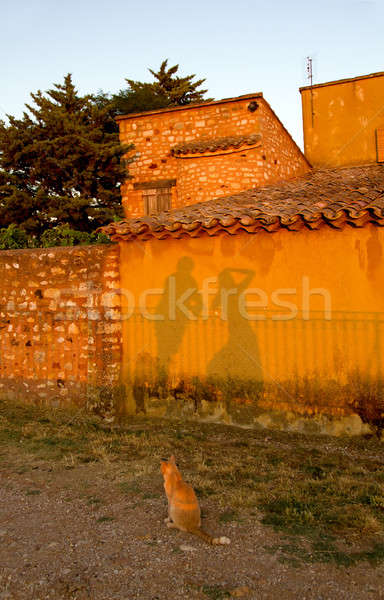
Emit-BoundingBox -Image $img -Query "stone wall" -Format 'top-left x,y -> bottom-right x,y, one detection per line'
1,227 -> 383,436
259,101 -> 311,182
0,245 -> 122,410
118,95 -> 310,218
173,145 -> 264,207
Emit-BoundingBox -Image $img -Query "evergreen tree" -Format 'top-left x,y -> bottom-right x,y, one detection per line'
112,60 -> 211,115
149,59 -> 209,105
111,82 -> 169,115
0,75 -> 130,234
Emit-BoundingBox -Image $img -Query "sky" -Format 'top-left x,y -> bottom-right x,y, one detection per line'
1,0 -> 383,147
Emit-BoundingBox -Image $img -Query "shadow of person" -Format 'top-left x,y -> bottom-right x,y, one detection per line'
207,268 -> 263,385
154,256 -> 202,388
132,351 -> 159,413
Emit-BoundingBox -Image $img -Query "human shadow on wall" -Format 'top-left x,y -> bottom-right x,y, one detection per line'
132,256 -> 202,410
207,268 -> 263,400
155,256 -> 202,386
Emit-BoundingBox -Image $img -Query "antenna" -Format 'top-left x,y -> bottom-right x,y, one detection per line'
306,57 -> 313,87
306,56 -> 315,127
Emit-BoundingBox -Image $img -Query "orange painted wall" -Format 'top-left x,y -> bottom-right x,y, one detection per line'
119,224 -> 384,419
1,225 -> 383,429
118,95 -> 309,218
301,71 -> 384,168
0,245 -> 121,406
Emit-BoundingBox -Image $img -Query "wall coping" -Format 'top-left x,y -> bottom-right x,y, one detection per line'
300,70 -> 384,93
115,93 -> 263,121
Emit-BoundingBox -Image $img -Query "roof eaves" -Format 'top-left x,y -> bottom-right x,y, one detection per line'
101,165 -> 384,243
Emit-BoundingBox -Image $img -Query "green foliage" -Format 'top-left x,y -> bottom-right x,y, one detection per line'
201,585 -> 230,599
39,224 -> 110,247
0,223 -> 110,249
111,83 -> 170,115
39,226 -> 90,248
112,59 -> 211,115
149,59 -> 209,105
0,224 -> 35,249
0,74 -> 130,235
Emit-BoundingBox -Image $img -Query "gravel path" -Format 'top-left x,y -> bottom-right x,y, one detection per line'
0,466 -> 383,600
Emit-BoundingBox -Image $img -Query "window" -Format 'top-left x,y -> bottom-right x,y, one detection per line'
133,179 -> 176,215
143,187 -> 172,215
376,128 -> 384,163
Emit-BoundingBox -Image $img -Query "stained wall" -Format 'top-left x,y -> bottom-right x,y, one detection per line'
301,71 -> 384,168
1,223 -> 383,435
119,224 -> 384,432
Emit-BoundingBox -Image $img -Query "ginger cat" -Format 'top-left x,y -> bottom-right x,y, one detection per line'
160,455 -> 230,545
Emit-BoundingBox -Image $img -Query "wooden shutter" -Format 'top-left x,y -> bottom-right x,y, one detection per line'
376,129 -> 384,163
143,188 -> 171,215
156,188 -> 171,212
143,189 -> 157,215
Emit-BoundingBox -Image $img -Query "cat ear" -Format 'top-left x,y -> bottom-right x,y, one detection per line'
170,455 -> 176,464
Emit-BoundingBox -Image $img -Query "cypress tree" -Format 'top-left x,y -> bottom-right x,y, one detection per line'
112,60 -> 211,115
149,59 -> 209,105
0,74 -> 130,234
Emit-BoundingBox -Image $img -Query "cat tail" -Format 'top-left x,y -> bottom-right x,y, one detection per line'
191,528 -> 230,545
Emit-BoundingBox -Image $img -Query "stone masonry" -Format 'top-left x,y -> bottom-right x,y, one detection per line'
0,245 -> 122,408
117,94 -> 310,218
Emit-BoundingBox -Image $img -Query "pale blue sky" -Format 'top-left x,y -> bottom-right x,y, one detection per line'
1,0 -> 383,147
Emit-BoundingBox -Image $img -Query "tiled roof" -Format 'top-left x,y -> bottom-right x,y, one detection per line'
102,165 -> 384,242
171,134 -> 261,156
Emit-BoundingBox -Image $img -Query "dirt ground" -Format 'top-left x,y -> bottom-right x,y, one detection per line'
1,461 -> 383,600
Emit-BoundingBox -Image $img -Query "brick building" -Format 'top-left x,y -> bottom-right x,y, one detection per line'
117,93 -> 310,218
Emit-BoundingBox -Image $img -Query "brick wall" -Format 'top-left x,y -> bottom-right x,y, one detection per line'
0,245 -> 122,409
118,95 -> 310,218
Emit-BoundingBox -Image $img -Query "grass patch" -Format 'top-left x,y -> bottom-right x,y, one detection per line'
25,489 -> 41,496
142,491 -> 160,499
0,398 -> 384,565
201,584 -> 231,599
87,496 -> 103,506
265,536 -> 384,568
219,509 -> 238,523
119,481 -> 141,495
96,515 -> 115,523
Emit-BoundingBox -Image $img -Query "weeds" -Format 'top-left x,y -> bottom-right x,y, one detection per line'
219,509 -> 238,523
87,496 -> 103,506
119,481 -> 141,495
0,398 -> 383,566
201,584 -> 231,599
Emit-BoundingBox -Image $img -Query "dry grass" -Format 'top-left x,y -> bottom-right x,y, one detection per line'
0,399 -> 384,566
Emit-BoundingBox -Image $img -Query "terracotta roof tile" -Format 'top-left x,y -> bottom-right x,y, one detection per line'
171,134 -> 261,156
102,165 -> 384,242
